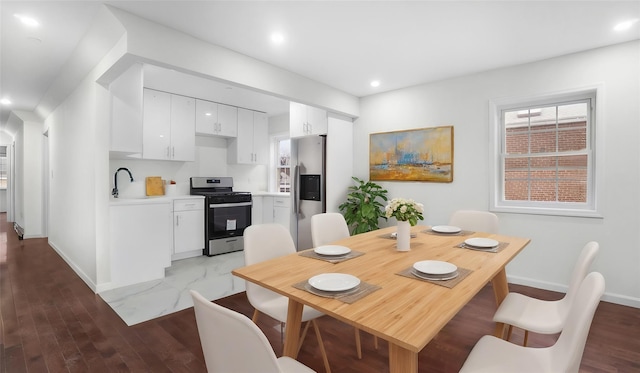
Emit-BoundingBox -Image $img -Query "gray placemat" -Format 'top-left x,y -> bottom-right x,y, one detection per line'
377,232 -> 418,240
292,280 -> 381,304
421,228 -> 475,237
396,266 -> 472,288
298,249 -> 365,263
454,241 -> 509,253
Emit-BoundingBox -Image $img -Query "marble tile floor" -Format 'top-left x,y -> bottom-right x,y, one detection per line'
99,251 -> 246,326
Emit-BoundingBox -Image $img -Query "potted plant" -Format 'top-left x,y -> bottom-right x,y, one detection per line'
339,177 -> 389,235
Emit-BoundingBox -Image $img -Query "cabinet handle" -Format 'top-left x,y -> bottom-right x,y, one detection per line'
176,215 -> 180,226
172,147 -> 175,158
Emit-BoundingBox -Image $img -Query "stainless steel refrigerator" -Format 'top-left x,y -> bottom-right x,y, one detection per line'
290,135 -> 326,251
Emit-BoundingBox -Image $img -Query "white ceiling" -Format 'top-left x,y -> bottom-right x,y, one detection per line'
1,1 -> 639,129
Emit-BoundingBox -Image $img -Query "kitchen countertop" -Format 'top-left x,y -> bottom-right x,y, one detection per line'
109,194 -> 205,206
251,191 -> 290,197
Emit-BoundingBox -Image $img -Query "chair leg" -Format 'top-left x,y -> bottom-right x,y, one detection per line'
251,309 -> 260,323
523,330 -> 529,347
311,320 -> 331,373
354,328 -> 362,359
374,335 -> 379,349
506,325 -> 513,341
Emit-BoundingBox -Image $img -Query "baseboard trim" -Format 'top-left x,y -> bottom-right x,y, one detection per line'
48,240 -> 98,293
507,275 -> 640,309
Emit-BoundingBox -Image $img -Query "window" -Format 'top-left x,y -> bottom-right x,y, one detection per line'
490,88 -> 601,217
0,146 -> 6,189
271,136 -> 291,193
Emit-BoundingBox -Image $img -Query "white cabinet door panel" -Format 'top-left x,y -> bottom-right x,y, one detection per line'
143,90 -> 171,160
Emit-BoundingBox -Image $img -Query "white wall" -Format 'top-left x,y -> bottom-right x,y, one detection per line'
326,114 -> 354,213
354,41 -> 640,307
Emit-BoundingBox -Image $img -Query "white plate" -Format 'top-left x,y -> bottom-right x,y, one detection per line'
314,245 -> 351,256
308,273 -> 361,292
411,269 -> 459,281
464,237 -> 499,248
413,260 -> 458,275
431,225 -> 462,234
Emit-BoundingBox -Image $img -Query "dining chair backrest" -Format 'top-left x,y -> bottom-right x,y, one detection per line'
550,271 -> 605,372
559,241 -> 599,313
244,223 -> 297,265
311,213 -> 351,247
448,210 -> 499,233
243,223 -> 297,306
190,290 -> 282,373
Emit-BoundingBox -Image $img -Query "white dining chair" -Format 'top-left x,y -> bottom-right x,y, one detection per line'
448,210 -> 499,233
190,290 -> 316,373
493,241 -> 599,346
310,212 -> 371,357
243,223 -> 331,373
460,271 -> 604,373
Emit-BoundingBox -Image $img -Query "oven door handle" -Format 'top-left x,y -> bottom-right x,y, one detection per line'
209,202 -> 253,208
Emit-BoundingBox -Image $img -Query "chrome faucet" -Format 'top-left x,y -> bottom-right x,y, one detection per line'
112,167 -> 134,198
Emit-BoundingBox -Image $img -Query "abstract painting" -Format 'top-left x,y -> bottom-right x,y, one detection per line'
369,126 -> 454,182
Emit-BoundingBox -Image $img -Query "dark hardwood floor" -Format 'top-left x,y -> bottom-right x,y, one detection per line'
2,213 -> 639,372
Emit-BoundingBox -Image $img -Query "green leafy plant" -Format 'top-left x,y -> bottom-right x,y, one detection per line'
339,177 -> 389,235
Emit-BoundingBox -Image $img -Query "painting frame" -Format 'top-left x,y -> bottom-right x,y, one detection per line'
369,125 -> 454,182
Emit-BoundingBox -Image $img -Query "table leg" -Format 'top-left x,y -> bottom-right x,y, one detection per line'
491,268 -> 509,339
389,343 -> 418,373
283,299 -> 304,358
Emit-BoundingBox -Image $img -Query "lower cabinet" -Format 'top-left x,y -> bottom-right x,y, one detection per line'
172,198 -> 205,260
109,201 -> 173,288
260,196 -> 290,229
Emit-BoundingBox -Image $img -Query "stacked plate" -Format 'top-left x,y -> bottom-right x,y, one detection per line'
412,260 -> 459,281
308,273 -> 360,292
314,245 -> 351,257
431,225 -> 462,234
463,237 -> 500,250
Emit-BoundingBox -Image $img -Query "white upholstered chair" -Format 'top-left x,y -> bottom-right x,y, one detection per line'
310,212 -> 370,357
243,223 -> 331,373
493,241 -> 599,346
460,271 -> 604,373
190,290 -> 315,373
448,210 -> 499,233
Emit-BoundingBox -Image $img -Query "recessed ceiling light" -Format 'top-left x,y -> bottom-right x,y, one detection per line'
1,98 -> 12,105
205,112 -> 212,116
370,80 -> 380,87
614,19 -> 638,32
271,32 -> 285,44
14,14 -> 39,28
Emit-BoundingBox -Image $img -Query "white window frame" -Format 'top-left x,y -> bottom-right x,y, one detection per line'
269,132 -> 290,193
489,85 -> 604,218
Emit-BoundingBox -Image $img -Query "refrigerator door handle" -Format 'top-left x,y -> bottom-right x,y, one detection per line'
293,165 -> 300,215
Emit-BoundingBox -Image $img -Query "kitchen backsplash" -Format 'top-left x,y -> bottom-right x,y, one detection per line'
110,135 -> 269,196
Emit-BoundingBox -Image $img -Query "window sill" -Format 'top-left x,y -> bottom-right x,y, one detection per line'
491,205 -> 603,219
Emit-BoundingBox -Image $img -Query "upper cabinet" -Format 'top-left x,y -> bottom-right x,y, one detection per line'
290,102 -> 328,138
142,88 -> 195,161
195,99 -> 238,137
228,108 -> 268,165
110,64 -> 144,157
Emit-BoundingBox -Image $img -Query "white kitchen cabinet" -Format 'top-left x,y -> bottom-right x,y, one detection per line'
173,198 -> 204,260
273,197 -> 290,228
251,196 -> 263,224
260,196 -> 290,229
109,201 -> 172,288
195,99 -> 238,137
110,63 -> 143,157
142,88 -> 195,161
290,102 -> 328,138
227,108 -> 268,164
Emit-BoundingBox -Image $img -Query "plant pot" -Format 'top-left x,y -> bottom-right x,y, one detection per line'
396,220 -> 411,251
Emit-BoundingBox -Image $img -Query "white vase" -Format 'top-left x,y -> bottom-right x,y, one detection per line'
396,220 -> 411,251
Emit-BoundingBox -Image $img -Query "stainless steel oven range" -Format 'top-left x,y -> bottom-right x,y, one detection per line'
190,177 -> 252,256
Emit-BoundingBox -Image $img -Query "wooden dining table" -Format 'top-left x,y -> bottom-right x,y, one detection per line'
232,225 -> 530,373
